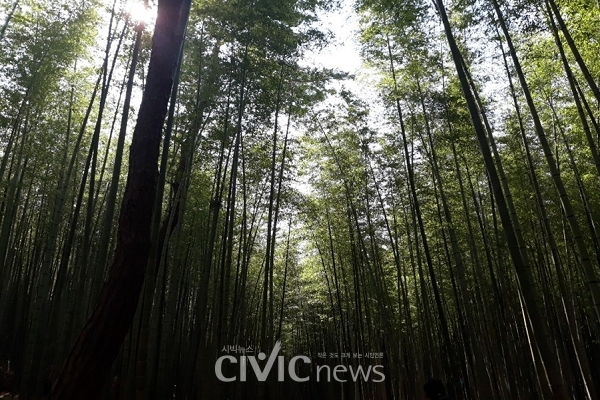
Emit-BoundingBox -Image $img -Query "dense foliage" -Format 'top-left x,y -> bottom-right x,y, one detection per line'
1,0 -> 599,398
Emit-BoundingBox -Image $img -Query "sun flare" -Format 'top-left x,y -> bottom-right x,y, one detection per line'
126,1 -> 154,25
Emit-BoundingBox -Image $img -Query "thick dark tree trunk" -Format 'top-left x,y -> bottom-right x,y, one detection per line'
48,0 -> 191,398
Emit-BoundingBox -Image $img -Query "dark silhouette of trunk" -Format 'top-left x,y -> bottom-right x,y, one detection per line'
48,0 -> 192,398
136,26 -> 186,400
385,35 -> 455,393
0,0 -> 20,40
262,65 -> 284,350
94,16 -> 145,306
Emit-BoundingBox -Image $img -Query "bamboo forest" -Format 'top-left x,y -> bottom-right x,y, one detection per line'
2,0 -> 600,398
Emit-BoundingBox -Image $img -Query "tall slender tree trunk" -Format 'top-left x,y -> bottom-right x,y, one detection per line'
435,0 -> 569,397
48,0 -> 192,397
385,36 -> 455,393
94,16 -> 145,306
491,0 -> 600,325
546,0 -> 600,105
497,24 -> 597,399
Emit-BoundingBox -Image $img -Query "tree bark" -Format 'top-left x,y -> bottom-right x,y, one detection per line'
48,0 -> 191,398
